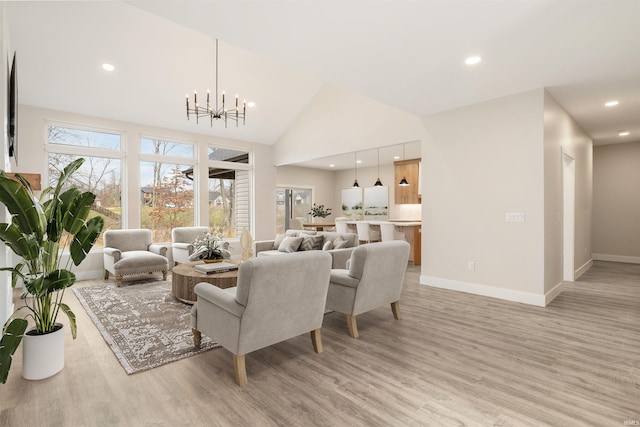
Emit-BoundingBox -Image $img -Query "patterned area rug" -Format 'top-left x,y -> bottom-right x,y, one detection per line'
73,279 -> 220,374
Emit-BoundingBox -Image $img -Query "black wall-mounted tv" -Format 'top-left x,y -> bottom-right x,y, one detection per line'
8,51 -> 17,165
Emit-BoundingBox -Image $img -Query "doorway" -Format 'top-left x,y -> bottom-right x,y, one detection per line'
563,151 -> 576,281
275,187 -> 312,233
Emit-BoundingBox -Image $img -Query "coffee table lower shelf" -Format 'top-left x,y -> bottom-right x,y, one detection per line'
171,260 -> 240,304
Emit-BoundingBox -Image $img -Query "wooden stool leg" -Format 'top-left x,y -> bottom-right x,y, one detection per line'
391,301 -> 402,320
233,354 -> 248,387
310,329 -> 323,353
162,270 -> 168,280
192,328 -> 201,348
104,270 -> 109,280
346,315 -> 359,338
116,276 -> 123,287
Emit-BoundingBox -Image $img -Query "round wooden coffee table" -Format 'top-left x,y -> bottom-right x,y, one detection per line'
171,260 -> 240,304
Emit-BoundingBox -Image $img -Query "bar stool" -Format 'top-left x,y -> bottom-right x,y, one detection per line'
356,221 -> 381,244
379,222 -> 406,242
335,221 -> 349,234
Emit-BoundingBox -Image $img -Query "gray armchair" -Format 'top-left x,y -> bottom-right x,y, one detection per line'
171,226 -> 210,265
191,251 -> 332,386
327,240 -> 410,338
103,229 -> 169,287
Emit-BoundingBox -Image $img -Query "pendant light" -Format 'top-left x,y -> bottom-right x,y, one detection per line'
374,148 -> 383,186
353,152 -> 359,188
398,144 -> 410,186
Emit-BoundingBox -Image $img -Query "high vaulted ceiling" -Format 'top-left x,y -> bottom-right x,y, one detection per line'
7,0 -> 640,157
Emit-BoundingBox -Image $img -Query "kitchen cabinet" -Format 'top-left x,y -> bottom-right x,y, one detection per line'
394,158 -> 421,204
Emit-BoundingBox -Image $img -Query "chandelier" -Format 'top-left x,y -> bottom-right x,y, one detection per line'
185,39 -> 246,128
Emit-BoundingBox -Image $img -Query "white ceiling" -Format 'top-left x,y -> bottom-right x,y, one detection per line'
7,1 -> 640,170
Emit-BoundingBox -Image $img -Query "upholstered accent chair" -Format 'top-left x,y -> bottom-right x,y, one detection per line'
171,226 -> 210,265
191,251 -> 332,386
327,240 -> 410,338
103,229 -> 169,287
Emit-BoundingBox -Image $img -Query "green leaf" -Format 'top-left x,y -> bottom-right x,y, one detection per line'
0,318 -> 28,384
70,216 -> 104,266
0,173 -> 43,241
23,275 -> 45,297
42,270 -> 76,294
58,303 -> 77,339
63,191 -> 96,235
51,158 -> 84,201
0,223 -> 38,260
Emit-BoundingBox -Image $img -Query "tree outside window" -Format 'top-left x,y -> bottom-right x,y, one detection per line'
47,126 -> 122,248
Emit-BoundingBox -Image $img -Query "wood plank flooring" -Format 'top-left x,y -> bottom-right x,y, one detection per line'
0,261 -> 638,426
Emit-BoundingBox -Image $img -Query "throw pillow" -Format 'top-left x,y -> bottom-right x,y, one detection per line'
333,236 -> 348,249
300,235 -> 324,251
273,233 -> 287,250
322,240 -> 333,251
278,236 -> 303,253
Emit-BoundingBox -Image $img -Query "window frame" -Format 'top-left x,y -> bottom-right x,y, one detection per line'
44,121 -> 126,252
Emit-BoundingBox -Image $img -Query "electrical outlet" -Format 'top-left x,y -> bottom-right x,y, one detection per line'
467,261 -> 475,271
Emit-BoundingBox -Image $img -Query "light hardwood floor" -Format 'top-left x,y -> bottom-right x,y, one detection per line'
0,261 -> 638,426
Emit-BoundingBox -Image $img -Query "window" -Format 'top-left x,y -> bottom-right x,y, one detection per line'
47,125 -> 123,248
140,138 -> 196,242
207,146 -> 251,238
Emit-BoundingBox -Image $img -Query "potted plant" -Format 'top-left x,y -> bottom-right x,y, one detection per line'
0,159 -> 104,383
190,231 -> 228,263
309,203 -> 332,221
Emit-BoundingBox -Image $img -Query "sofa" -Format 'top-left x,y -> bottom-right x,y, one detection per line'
253,229 -> 358,269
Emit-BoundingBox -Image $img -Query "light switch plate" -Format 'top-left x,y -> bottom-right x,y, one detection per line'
506,212 -> 525,223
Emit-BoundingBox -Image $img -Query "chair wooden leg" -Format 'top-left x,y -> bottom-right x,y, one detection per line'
192,328 -> 201,348
233,354 -> 248,387
162,270 -> 168,280
346,315 -> 359,338
104,270 -> 109,280
391,301 -> 402,320
310,329 -> 323,353
116,276 -> 123,287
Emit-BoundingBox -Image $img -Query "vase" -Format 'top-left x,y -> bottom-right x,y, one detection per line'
22,323 -> 65,380
203,259 -> 224,264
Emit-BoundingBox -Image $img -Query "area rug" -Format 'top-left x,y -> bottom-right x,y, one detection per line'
73,279 -> 220,375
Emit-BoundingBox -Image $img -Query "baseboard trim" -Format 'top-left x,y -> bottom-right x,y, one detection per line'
75,270 -> 106,281
420,275 -> 547,307
575,259 -> 593,280
592,253 -> 640,264
544,281 -> 564,305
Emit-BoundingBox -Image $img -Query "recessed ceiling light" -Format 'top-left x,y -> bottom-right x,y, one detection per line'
356,160 -> 362,164
329,164 -> 335,168
393,156 -> 400,160
465,56 -> 482,65
605,100 -> 619,107
247,101 -> 256,108
619,131 -> 630,136
102,63 -> 115,72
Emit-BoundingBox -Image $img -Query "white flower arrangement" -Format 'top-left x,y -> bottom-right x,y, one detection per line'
192,231 -> 227,260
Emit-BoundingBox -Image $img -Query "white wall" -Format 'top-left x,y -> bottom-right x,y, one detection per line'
15,105 -> 277,278
592,140 -> 640,262
274,83 -> 427,166
543,91 -> 593,289
419,89 -> 592,306
421,90 -> 547,304
0,2 -> 12,324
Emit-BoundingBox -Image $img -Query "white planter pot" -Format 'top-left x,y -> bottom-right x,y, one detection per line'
22,323 -> 65,380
